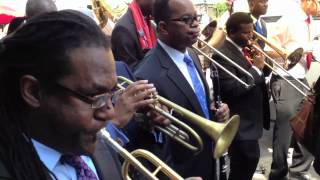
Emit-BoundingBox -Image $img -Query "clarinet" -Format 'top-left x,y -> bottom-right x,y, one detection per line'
210,62 -> 228,180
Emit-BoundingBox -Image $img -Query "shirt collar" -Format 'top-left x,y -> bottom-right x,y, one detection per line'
32,139 -> 61,172
157,39 -> 189,61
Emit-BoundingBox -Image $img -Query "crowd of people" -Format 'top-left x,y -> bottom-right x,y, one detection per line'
0,0 -> 319,180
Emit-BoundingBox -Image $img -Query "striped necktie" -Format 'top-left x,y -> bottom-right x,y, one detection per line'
60,155 -> 98,180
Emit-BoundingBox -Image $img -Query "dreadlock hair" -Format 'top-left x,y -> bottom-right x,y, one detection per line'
0,10 -> 110,180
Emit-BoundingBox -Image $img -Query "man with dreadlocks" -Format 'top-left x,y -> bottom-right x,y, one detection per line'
0,10 -> 124,180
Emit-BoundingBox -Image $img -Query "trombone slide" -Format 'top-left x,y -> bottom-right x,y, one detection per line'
100,128 -> 183,180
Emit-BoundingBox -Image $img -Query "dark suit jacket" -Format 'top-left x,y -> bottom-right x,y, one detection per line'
112,10 -> 149,71
212,40 -> 270,141
7,17 -> 26,34
0,136 -> 122,180
135,44 -> 216,179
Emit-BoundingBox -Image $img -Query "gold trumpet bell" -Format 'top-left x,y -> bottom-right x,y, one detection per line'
211,115 -> 240,159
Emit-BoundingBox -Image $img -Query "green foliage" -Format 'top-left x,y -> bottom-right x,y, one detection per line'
214,2 -> 228,17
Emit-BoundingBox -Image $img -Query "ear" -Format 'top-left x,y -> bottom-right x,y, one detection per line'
157,21 -> 168,35
20,75 -> 42,108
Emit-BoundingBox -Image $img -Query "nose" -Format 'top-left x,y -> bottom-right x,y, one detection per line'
94,99 -> 115,122
191,18 -> 200,27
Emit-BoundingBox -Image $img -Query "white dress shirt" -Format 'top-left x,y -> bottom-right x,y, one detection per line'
158,39 -> 205,91
267,7 -> 314,79
32,139 -> 99,180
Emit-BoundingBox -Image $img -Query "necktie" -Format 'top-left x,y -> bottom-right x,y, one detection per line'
183,55 -> 209,119
61,155 -> 98,180
242,47 -> 253,65
305,15 -> 312,70
255,21 -> 264,36
306,52 -> 313,70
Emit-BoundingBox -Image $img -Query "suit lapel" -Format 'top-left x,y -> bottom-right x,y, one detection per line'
155,45 -> 206,117
224,41 -> 252,70
91,137 -> 122,180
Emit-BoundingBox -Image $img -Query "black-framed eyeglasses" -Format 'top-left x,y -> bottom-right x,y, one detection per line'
168,14 -> 202,26
54,83 -> 115,109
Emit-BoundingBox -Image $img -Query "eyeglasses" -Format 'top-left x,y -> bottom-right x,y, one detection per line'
54,83 -> 114,109
168,14 -> 202,26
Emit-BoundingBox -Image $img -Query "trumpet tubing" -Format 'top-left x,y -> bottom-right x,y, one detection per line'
158,95 -> 240,159
117,76 -> 240,159
100,128 -> 183,180
117,79 -> 204,153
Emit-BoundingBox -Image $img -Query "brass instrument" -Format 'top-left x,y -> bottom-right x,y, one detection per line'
252,31 -> 304,70
117,76 -> 240,159
194,38 -> 256,89
91,0 -> 127,27
100,128 -> 183,180
249,43 -> 311,97
117,77 -> 203,153
201,22 -> 310,96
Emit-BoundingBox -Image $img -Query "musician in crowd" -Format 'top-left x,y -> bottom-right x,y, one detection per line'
111,0 -> 157,71
7,0 -> 57,34
268,0 -> 318,179
247,0 -> 268,49
247,0 -> 273,88
135,0 -> 230,179
212,12 -> 270,180
0,10 -> 123,180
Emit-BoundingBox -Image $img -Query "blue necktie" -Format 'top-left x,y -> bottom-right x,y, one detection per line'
183,55 -> 209,119
255,21 -> 264,36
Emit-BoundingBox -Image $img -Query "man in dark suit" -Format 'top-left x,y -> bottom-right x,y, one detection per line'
111,0 -> 156,71
135,0 -> 230,179
0,10 -> 122,180
212,12 -> 270,180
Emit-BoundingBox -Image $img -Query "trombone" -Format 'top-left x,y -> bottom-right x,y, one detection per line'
194,38 -> 256,89
200,22 -> 310,97
117,76 -> 240,159
251,21 -> 304,71
100,128 -> 183,180
248,41 -> 311,97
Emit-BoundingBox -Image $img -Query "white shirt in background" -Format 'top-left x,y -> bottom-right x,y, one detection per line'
267,6 -> 314,79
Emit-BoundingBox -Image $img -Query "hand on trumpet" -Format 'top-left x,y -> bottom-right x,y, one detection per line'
112,80 -> 157,128
210,102 -> 230,122
247,40 -> 265,70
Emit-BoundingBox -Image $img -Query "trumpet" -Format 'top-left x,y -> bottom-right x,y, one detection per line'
117,77 -> 203,153
117,76 -> 240,159
194,38 -> 256,89
100,128 -> 183,180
